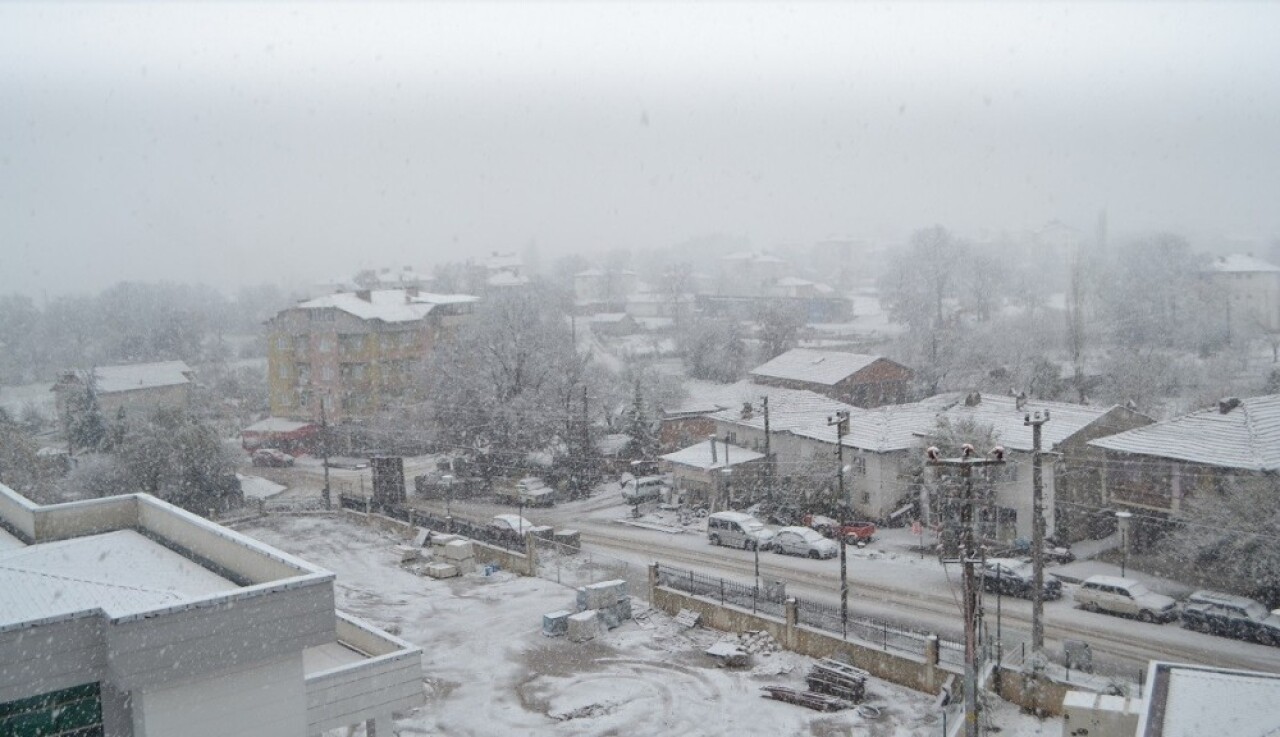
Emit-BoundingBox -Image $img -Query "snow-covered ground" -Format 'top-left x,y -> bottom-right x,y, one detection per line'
238,514 -> 1063,736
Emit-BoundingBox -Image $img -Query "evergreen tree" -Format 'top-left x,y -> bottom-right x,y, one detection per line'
624,381 -> 658,461
65,377 -> 107,452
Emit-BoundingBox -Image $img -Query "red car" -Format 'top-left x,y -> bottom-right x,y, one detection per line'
803,514 -> 877,544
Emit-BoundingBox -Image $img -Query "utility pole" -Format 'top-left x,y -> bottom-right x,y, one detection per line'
1025,410 -> 1050,653
320,395 -> 332,510
928,444 -> 1004,737
828,410 -> 850,637
761,396 -> 772,507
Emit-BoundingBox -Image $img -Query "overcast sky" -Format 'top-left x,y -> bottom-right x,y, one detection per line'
3,2 -> 1280,297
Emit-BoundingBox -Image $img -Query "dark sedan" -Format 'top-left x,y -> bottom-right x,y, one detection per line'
980,558 -> 1062,600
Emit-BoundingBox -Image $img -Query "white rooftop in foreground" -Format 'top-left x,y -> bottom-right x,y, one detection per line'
0,529 -> 239,627
1141,661 -> 1280,737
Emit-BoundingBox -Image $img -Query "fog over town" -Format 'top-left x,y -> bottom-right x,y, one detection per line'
3,3 -> 1280,737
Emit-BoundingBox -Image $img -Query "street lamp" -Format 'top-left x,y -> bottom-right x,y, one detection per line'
1115,510 -> 1133,577
442,474 -> 454,533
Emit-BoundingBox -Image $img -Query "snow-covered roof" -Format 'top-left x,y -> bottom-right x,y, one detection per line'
1139,662 -> 1280,737
775,277 -> 815,287
1089,394 -> 1280,471
0,529 -> 239,627
487,272 -> 530,287
789,395 -> 960,453
1206,254 -> 1280,273
596,433 -> 631,456
750,348 -> 889,386
484,252 -> 523,271
938,393 -> 1122,452
661,440 -> 764,470
589,313 -> 632,323
82,361 -> 193,394
238,473 -> 288,500
710,385 -> 860,433
242,417 -> 316,434
294,289 -> 477,324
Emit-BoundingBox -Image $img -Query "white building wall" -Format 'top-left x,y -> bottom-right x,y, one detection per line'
134,654 -> 307,737
992,455 -> 1055,540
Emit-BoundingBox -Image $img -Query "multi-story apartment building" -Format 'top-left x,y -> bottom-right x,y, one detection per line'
266,288 -> 477,423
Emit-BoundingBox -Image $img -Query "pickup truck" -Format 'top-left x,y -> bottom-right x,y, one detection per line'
803,514 -> 877,544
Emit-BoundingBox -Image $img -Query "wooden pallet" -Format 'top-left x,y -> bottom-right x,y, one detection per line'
806,658 -> 869,702
760,686 -> 846,712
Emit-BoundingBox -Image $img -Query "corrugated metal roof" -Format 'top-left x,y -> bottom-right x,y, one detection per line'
710,385 -> 860,433
1089,394 -> 1280,471
750,348 -> 887,386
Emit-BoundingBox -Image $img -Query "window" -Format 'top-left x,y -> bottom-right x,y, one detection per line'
318,337 -> 335,353
293,334 -> 310,352
276,335 -> 289,351
321,365 -> 335,381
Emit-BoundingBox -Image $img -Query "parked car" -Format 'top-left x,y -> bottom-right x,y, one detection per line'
251,448 -> 294,467
490,514 -> 535,540
1006,536 -> 1075,564
496,477 -> 557,507
622,475 -> 667,504
1076,575 -> 1178,623
769,526 -> 839,559
979,558 -> 1062,600
1181,590 -> 1280,645
803,514 -> 877,544
707,511 -> 775,550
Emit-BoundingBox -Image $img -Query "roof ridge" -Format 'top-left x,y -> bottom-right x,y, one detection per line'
1239,397 -> 1266,470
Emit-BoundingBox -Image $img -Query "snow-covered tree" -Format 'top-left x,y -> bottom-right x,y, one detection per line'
623,381 -> 658,461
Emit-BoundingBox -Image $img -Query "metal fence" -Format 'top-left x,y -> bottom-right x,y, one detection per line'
336,494 -> 525,552
656,563 -> 962,663
530,536 -> 647,596
655,564 -> 787,619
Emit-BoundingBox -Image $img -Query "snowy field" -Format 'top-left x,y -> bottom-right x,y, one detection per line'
238,514 -> 1061,736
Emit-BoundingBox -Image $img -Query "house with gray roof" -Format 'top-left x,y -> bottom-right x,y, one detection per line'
1088,394 -> 1280,546
53,360 -> 196,430
749,348 -> 913,407
1203,253 -> 1280,333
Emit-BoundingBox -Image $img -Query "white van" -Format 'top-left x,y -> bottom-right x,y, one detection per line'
1076,575 -> 1178,623
707,511 -> 774,550
622,475 -> 667,504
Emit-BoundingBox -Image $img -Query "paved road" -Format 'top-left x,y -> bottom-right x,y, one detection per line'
259,470 -> 1280,678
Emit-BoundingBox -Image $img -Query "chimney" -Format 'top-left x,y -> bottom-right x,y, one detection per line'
1219,397 -> 1242,414
355,289 -> 372,302
709,435 -> 718,464
741,402 -> 754,420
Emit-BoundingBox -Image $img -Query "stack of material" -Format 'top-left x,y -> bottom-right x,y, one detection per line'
734,630 -> 782,656
568,610 -> 600,642
442,539 -> 477,574
576,580 -> 630,629
423,562 -> 459,579
760,686 -> 846,712
705,641 -> 750,667
528,525 -> 555,542
430,533 -> 463,548
553,529 -> 581,552
674,609 -> 701,628
542,610 -> 571,637
805,658 -> 869,703
394,544 -> 421,563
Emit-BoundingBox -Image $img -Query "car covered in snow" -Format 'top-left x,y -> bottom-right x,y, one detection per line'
1181,590 -> 1280,645
707,511 -> 775,551
250,448 -> 294,467
1076,575 -> 1178,623
769,526 -> 839,559
622,475 -> 667,504
489,514 -> 535,541
979,558 -> 1062,600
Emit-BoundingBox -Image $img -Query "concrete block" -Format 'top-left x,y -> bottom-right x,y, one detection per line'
553,529 -> 581,551
568,610 -> 600,642
542,610 -> 571,637
442,540 -> 475,560
423,563 -> 459,579
528,525 -> 555,541
394,545 -> 421,563
430,534 -> 463,548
